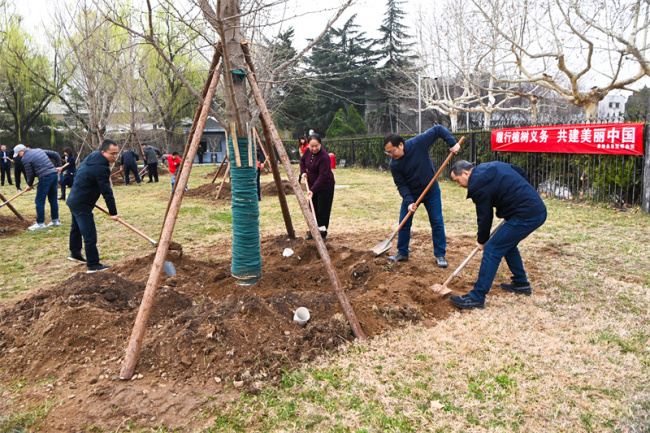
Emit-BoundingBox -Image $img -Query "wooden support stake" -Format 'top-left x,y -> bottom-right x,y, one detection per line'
0,192 -> 25,220
215,163 -> 231,200
230,121 -> 242,167
211,155 -> 228,183
119,49 -> 222,380
253,127 -> 269,163
257,122 -> 295,239
247,122 -> 253,167
244,55 -> 365,340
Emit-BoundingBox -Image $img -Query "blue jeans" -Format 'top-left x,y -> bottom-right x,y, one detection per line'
69,209 -> 100,267
397,185 -> 446,257
35,173 -> 59,224
469,211 -> 547,303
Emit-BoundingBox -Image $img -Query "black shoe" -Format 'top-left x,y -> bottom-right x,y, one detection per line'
500,281 -> 532,296
450,294 -> 485,310
87,263 -> 110,273
67,254 -> 86,264
147,180 -> 153,183
435,256 -> 448,268
17,187 -> 22,191
58,196 -> 65,201
305,235 -> 313,240
388,253 -> 408,262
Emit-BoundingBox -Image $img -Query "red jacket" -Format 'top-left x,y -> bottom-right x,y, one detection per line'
166,155 -> 181,174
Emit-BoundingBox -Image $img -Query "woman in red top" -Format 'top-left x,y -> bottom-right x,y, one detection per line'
165,151 -> 184,192
298,136 -> 308,156
299,134 -> 335,241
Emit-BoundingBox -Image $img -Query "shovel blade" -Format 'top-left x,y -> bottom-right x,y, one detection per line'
431,283 -> 452,295
371,239 -> 392,256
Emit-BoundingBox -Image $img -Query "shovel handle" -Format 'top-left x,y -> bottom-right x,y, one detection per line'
94,204 -> 158,245
441,218 -> 506,287
0,182 -> 39,207
388,136 -> 465,241
304,176 -> 319,223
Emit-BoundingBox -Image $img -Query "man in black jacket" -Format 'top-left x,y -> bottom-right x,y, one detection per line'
448,160 -> 547,310
141,143 -> 161,183
1,145 -> 12,186
66,139 -> 120,273
119,149 -> 141,186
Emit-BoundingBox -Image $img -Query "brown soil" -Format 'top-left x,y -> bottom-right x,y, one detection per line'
185,180 -> 304,201
0,214 -> 32,236
0,231 -> 548,432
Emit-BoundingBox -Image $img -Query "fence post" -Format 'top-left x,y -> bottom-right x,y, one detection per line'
641,123 -> 650,213
470,131 -> 477,164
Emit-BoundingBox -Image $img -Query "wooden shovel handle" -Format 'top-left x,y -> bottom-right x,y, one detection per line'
304,176 -> 319,224
94,204 -> 158,245
0,182 -> 39,207
441,218 -> 506,287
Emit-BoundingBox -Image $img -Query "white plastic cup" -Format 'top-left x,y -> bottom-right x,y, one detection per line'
163,261 -> 176,276
293,307 -> 310,326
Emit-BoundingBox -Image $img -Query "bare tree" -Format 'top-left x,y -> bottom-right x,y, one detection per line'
470,0 -> 647,120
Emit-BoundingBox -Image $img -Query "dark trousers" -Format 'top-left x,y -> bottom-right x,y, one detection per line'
1,163 -> 12,185
69,209 -> 100,267
124,162 -> 140,185
256,168 -> 261,201
14,164 -> 25,189
312,186 -> 334,236
147,163 -> 158,182
35,173 -> 59,224
469,211 -> 547,303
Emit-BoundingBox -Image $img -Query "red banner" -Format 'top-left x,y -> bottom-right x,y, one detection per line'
491,123 -> 644,155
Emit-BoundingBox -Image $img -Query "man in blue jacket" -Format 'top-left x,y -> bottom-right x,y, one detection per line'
14,144 -> 63,230
448,160 -> 547,309
383,126 -> 460,267
66,139 -> 120,273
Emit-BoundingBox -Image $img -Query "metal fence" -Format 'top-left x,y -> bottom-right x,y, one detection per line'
322,124 -> 647,208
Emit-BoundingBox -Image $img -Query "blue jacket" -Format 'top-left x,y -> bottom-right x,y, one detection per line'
22,148 -> 62,186
389,126 -> 457,205
66,151 -> 117,215
467,161 -> 546,244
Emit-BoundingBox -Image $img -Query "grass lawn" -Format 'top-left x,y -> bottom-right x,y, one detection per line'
1,164 -> 649,432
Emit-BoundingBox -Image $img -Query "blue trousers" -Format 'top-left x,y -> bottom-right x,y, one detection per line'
69,209 -> 100,267
469,211 -> 547,303
35,173 -> 59,224
397,185 -> 446,258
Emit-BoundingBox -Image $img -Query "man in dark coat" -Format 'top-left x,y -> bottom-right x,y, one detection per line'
15,144 -> 63,230
13,145 -> 26,190
1,144 -> 13,186
141,143 -> 161,183
66,139 -> 120,273
383,126 -> 460,267
120,149 -> 141,186
448,160 -> 547,310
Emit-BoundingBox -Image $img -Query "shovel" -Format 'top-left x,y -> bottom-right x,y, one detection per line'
304,176 -> 326,233
0,182 -> 38,208
431,219 -> 505,295
371,137 -> 464,256
94,204 -> 158,246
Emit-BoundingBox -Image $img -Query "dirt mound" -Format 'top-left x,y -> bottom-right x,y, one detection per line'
261,179 -> 304,196
0,214 -> 32,236
0,232 -> 544,431
185,182 -> 231,199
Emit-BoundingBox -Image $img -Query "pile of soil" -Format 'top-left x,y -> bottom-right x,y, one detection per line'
186,180 -> 304,201
185,182 -> 232,200
0,214 -> 32,236
0,231 -> 546,431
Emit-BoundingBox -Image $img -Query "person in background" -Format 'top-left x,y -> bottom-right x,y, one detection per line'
58,147 -> 76,201
256,144 -> 266,201
383,126 -> 460,267
141,143 -> 161,183
197,142 -> 206,164
120,148 -> 141,186
165,151 -> 186,193
1,144 -> 13,186
66,139 -> 120,273
14,144 -> 63,230
299,133 -> 335,242
13,145 -> 26,191
298,136 -> 308,157
448,160 -> 547,310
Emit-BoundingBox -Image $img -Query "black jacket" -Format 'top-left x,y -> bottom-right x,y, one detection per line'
120,150 -> 140,166
66,151 -> 117,215
467,161 -> 546,244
